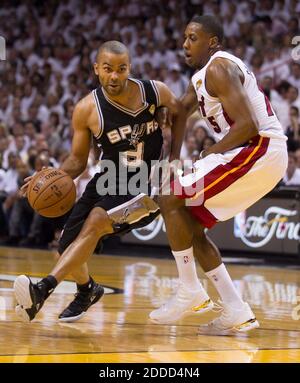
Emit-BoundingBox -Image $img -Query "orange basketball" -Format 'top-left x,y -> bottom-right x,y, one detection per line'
27,168 -> 76,218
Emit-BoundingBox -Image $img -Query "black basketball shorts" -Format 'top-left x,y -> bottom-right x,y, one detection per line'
58,172 -> 160,255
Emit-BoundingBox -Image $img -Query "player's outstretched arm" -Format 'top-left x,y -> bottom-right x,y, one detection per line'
203,58 -> 259,157
155,81 -> 187,161
60,98 -> 92,179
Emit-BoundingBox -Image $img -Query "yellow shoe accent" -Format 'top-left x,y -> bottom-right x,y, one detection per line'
191,299 -> 212,312
234,318 -> 258,331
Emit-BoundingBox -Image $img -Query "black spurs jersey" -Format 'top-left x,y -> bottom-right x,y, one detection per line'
92,78 -> 163,194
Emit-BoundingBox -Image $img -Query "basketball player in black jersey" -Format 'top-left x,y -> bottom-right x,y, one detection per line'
14,41 -> 186,322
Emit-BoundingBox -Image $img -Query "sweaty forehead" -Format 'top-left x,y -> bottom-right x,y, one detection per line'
185,22 -> 208,37
98,51 -> 130,66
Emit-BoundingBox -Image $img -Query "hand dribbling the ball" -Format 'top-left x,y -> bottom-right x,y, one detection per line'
20,166 -> 51,197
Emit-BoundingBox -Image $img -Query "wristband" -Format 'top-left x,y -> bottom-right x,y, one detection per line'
199,150 -> 206,159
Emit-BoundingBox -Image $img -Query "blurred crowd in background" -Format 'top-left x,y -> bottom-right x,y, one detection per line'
0,0 -> 300,248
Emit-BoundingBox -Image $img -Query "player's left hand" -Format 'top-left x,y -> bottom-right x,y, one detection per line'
20,167 -> 50,197
20,175 -> 34,197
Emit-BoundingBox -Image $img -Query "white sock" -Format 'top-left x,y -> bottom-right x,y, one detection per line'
172,247 -> 208,299
205,263 -> 244,308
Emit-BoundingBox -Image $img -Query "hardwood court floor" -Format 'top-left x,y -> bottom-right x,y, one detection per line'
0,246 -> 299,363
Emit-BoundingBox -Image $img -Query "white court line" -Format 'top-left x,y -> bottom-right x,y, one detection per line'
0,296 -> 6,321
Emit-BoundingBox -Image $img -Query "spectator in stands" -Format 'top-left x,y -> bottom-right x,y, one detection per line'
202,136 -> 216,152
295,148 -> 300,169
192,122 -> 208,149
286,85 -> 300,110
260,76 -> 281,102
288,62 -> 300,89
282,152 -> 300,186
2,152 -> 19,195
3,159 -> 32,245
182,135 -> 198,161
286,106 -> 300,151
164,63 -> 189,98
273,84 -> 300,131
14,134 -> 28,164
0,136 -> 10,169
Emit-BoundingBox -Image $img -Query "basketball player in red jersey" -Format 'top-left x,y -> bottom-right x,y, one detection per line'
150,15 -> 288,334
13,41 -> 186,323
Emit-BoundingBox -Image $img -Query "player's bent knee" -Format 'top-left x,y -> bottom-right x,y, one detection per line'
83,219 -> 113,239
158,194 -> 184,214
82,208 -> 113,238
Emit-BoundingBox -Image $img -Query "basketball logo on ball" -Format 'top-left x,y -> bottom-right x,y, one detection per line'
27,168 -> 76,217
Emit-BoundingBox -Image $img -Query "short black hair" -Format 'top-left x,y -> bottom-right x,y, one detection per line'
190,15 -> 224,43
97,40 -> 129,61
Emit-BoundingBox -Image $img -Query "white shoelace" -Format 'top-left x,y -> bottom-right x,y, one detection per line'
211,300 -> 224,312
